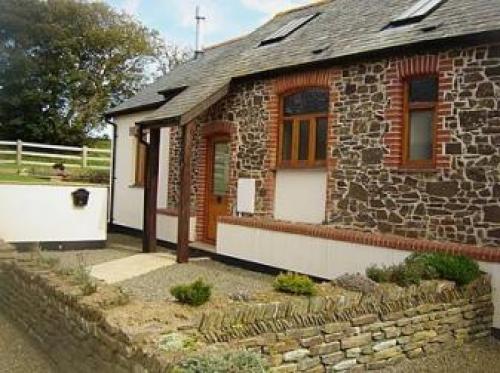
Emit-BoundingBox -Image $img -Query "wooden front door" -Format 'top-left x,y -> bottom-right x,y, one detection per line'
205,137 -> 230,243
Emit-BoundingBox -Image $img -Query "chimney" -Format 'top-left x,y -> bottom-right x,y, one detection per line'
195,6 -> 206,59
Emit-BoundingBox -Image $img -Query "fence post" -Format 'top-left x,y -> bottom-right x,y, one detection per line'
82,146 -> 88,168
16,140 -> 22,167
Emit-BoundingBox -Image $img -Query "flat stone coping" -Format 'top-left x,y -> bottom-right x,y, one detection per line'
89,253 -> 176,284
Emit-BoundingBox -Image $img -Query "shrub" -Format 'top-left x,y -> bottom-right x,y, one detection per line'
170,279 -> 212,306
273,272 -> 316,296
176,351 -> 267,373
406,252 -> 480,286
72,255 -> 97,296
366,265 -> 392,283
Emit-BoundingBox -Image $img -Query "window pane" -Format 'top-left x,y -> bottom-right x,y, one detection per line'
409,77 -> 437,102
284,88 -> 329,116
299,120 -> 309,161
282,120 -> 293,161
409,110 -> 433,161
212,142 -> 230,196
315,117 -> 327,160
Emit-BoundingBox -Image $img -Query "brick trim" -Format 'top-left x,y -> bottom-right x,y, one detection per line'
219,216 -> 500,263
384,54 -> 451,169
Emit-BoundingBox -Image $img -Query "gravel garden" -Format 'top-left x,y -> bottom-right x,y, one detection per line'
3,235 -> 500,372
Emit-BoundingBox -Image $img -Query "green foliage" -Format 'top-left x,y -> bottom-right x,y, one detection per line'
38,255 -> 60,268
366,265 -> 392,283
366,253 -> 481,287
0,0 -> 189,146
273,272 -> 316,296
176,351 -> 268,373
170,279 -> 212,306
67,169 -> 110,184
72,255 -> 97,296
406,252 -> 481,286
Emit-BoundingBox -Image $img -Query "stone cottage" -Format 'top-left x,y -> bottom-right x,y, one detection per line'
106,0 -> 500,329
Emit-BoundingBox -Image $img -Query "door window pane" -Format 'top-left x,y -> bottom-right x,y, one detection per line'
282,120 -> 293,161
409,77 -> 438,102
212,142 -> 230,196
409,110 -> 433,160
298,120 -> 309,161
315,117 -> 327,160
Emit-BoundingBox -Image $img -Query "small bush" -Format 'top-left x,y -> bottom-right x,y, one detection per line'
366,265 -> 392,283
72,255 -> 97,296
273,272 -> 316,296
176,351 -> 267,373
406,252 -> 480,286
170,279 -> 212,306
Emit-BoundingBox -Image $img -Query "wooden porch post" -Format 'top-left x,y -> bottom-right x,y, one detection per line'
177,121 -> 194,263
143,127 -> 161,253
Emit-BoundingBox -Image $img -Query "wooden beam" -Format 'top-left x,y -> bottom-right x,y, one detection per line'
177,121 -> 194,263
142,128 -> 161,253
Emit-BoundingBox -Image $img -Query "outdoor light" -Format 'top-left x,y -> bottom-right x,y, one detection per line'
72,188 -> 90,207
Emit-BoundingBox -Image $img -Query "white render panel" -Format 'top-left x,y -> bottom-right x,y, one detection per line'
157,215 -> 197,243
113,111 -> 170,231
237,178 -> 256,214
0,184 -> 107,243
217,222 -> 500,328
274,169 -> 327,224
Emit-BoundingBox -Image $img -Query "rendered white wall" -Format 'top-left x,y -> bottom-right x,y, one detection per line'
158,215 -> 197,243
217,223 -> 500,329
274,169 -> 327,224
0,184 -> 107,243
113,111 -> 170,230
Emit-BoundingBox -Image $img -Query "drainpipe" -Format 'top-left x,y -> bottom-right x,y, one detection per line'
105,116 -> 118,230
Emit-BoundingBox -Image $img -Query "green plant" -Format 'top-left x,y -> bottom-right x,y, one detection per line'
406,252 -> 480,286
170,279 -> 212,306
366,265 -> 393,283
38,255 -> 60,268
273,272 -> 316,296
176,351 -> 268,373
72,255 -> 97,296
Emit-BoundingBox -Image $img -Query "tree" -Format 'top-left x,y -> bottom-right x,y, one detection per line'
0,0 -> 187,146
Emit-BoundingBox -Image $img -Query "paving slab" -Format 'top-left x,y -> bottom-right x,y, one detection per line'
89,253 -> 176,284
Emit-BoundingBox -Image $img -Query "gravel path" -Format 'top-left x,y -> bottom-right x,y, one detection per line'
118,258 -> 275,301
0,311 -> 56,373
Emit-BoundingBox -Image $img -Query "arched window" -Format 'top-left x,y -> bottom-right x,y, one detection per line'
279,88 -> 329,167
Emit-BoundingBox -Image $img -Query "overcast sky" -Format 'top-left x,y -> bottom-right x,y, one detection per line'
105,0 -> 313,48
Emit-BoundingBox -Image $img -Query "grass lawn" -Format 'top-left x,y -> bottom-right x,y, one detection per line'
0,173 -> 48,183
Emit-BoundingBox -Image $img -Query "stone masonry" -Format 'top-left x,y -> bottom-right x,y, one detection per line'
166,42 -> 500,248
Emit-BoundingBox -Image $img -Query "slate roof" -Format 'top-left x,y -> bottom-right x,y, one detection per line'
106,0 -> 500,124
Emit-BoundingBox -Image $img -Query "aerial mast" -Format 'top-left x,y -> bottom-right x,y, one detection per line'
195,6 -> 206,59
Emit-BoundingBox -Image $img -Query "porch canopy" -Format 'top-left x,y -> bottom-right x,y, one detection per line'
136,78 -> 230,262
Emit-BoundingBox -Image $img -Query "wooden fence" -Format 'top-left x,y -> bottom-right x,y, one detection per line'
0,140 -> 111,170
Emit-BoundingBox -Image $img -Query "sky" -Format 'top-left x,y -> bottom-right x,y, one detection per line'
105,0 -> 314,49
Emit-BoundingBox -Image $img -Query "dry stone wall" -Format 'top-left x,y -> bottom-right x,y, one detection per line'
197,277 -> 493,372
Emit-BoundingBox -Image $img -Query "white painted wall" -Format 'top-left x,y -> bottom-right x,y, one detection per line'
274,169 -> 327,224
0,184 -> 107,243
217,222 -> 500,329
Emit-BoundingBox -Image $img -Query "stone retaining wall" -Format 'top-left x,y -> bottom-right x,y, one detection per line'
0,247 -> 169,373
0,243 -> 495,372
198,277 -> 494,372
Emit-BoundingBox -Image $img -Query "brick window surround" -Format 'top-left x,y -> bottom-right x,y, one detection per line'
384,55 -> 452,169
194,121 -> 236,241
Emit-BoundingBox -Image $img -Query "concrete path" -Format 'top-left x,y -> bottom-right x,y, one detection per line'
89,253 -> 176,284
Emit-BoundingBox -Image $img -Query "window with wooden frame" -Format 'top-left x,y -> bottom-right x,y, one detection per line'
403,76 -> 438,168
278,88 -> 329,167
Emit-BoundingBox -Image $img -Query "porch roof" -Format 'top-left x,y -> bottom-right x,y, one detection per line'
106,0 -> 500,124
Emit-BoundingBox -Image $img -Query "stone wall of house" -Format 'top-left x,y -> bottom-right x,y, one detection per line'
166,42 -> 500,247
329,43 -> 500,247
197,276 -> 493,372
